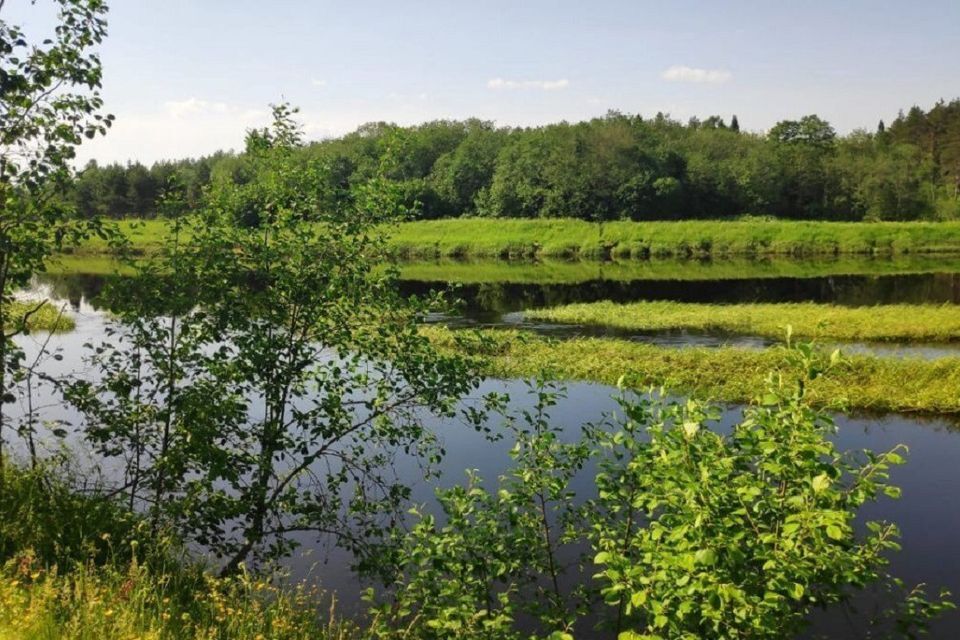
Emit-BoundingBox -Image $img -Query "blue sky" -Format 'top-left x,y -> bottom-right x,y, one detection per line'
7,0 -> 960,163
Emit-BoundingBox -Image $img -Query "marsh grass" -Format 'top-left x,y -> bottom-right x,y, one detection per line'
7,300 -> 75,332
526,300 -> 960,342
425,327 -> 960,415
75,218 -> 960,260
387,218 -> 960,260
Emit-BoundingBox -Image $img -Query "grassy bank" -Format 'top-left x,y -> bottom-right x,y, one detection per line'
427,327 -> 960,415
388,218 -> 960,260
526,301 -> 960,343
6,300 -> 75,332
74,218 -> 960,261
0,463 -> 355,640
0,559 -> 356,640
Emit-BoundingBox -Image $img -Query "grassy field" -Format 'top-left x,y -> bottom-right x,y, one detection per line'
388,218 -> 960,260
427,327 -> 960,415
526,301 -> 960,343
72,218 -> 960,260
70,219 -> 170,255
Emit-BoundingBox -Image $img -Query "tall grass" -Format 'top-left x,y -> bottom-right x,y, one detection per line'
0,555 -> 357,640
75,218 -> 960,260
526,301 -> 960,342
387,218 -> 960,260
0,463 -> 356,640
426,327 -> 960,415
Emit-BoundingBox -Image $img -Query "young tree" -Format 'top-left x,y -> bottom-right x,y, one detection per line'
70,105 -> 485,575
370,345 -> 954,639
0,0 -> 114,470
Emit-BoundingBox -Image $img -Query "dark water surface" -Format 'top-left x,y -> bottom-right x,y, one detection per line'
15,262 -> 960,636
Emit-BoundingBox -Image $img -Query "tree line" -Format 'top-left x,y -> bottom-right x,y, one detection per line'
69,100 -> 960,223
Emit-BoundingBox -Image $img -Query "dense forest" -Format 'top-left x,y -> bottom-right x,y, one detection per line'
71,100 -> 960,222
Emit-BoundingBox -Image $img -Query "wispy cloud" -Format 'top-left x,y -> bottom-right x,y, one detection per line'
164,98 -> 230,118
163,97 -> 264,120
487,77 -> 570,91
661,65 -> 731,84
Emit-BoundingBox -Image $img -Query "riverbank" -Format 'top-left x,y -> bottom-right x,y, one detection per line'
427,327 -> 960,415
0,463 -> 355,640
70,218 -> 960,260
525,301 -> 960,343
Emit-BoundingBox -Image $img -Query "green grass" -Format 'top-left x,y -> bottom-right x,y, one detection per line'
69,219 -> 171,256
526,301 -> 960,343
396,255 -> 960,284
387,218 -> 960,260
73,218 -> 960,260
44,254 -> 138,276
0,559 -> 357,640
7,300 -> 75,332
427,327 -> 960,415
0,463 -> 356,640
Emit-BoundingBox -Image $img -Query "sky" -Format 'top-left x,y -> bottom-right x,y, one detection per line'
6,0 -> 960,164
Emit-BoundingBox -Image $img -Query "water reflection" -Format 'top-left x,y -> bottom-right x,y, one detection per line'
10,278 -> 960,637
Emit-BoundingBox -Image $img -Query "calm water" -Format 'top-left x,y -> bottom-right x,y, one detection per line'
14,261 -> 960,637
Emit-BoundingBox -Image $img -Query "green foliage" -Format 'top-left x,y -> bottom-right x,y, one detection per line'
367,381 -> 591,638
61,100 -> 960,223
0,0 -> 122,474
368,349 -> 954,638
0,462 -> 357,639
66,105 -> 484,576
0,461 -> 139,568
526,300 -> 960,343
589,360 -> 953,638
3,300 -> 74,332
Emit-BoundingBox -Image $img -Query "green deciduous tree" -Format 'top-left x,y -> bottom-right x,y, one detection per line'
69,105 -> 485,577
0,0 -> 115,470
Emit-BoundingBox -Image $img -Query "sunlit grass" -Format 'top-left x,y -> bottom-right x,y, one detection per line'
75,218 -> 960,260
0,554 -> 357,640
0,463 -> 356,640
388,218 -> 960,260
526,300 -> 960,342
6,300 -> 74,332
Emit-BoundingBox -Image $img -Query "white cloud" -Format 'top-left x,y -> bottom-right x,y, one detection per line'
163,98 -> 234,118
661,65 -> 732,84
311,78 -> 327,87
76,98 -> 271,164
487,77 -> 570,91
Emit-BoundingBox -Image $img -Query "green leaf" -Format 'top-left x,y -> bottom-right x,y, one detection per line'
811,473 -> 831,493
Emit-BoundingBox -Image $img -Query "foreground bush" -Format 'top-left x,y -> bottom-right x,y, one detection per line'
369,348 -> 954,639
